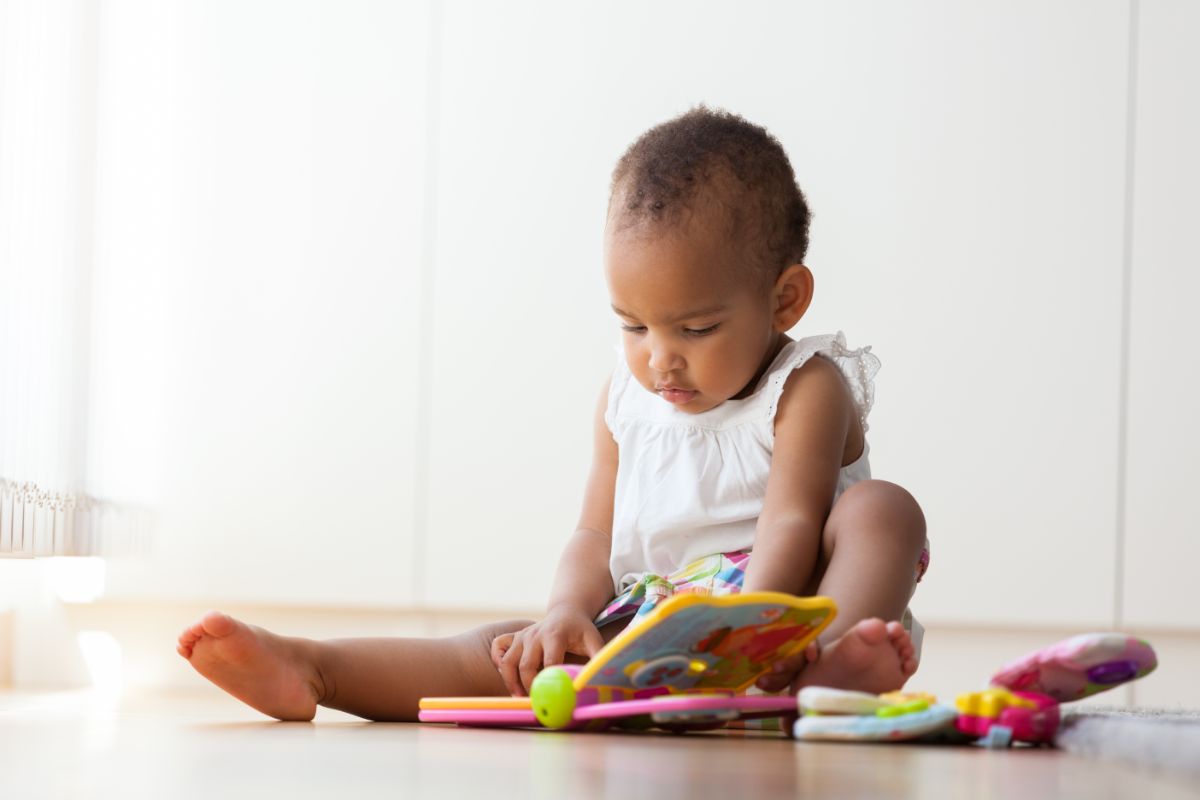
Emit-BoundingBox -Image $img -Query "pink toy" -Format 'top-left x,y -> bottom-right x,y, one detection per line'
989,633 -> 1157,702
955,689 -> 1060,745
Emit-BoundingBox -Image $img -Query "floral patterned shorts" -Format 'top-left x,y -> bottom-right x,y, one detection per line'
594,542 -> 930,648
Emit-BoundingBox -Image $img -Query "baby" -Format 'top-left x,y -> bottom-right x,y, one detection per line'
177,107 -> 929,721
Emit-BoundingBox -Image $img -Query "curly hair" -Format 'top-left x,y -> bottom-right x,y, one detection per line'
608,106 -> 811,285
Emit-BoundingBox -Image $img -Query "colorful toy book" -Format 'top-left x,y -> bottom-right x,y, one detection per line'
418,590 -> 838,732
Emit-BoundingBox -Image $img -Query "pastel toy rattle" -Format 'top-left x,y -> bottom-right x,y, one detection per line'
989,633 -> 1157,702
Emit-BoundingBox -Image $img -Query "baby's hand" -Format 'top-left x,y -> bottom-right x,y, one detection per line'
755,641 -> 820,694
490,605 -> 604,696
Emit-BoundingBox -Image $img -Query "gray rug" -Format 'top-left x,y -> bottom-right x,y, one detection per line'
1057,707 -> 1200,780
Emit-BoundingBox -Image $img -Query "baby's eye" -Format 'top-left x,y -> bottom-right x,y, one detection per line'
685,324 -> 720,337
620,324 -> 646,334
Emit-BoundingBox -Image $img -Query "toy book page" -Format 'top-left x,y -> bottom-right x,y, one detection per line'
582,596 -> 834,694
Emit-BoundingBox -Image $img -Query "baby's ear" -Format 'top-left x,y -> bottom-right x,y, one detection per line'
773,264 -> 814,330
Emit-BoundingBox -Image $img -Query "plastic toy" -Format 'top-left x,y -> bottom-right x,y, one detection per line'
798,686 -> 891,715
790,634 -> 1156,747
988,633 -> 1157,702
954,687 -> 1060,745
418,590 -> 837,732
793,687 -> 958,742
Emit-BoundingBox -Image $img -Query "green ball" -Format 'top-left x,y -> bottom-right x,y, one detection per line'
530,667 -> 577,729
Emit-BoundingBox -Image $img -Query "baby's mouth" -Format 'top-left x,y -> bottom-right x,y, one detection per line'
656,386 -> 698,405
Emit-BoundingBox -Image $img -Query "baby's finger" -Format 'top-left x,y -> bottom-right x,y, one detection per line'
756,652 -> 808,692
518,638 -> 545,696
542,633 -> 565,668
756,671 -> 793,693
498,635 -> 526,697
490,633 -> 514,669
773,651 -> 811,674
582,624 -> 604,658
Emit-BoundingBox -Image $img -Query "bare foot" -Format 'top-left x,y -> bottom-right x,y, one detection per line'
793,618 -> 917,694
177,611 -> 323,721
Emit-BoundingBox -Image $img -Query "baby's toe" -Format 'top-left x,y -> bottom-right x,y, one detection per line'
854,618 -> 888,646
200,610 -> 237,638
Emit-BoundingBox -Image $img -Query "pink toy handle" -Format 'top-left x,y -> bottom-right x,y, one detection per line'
418,693 -> 797,728
418,709 -> 539,726
573,693 -> 795,721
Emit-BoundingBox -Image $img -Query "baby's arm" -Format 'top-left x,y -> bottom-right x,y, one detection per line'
743,356 -> 856,594
493,379 -> 618,695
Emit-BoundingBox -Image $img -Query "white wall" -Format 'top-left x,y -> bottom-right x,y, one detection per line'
92,0 -> 432,607
57,0 -> 1195,632
1121,0 -> 1200,630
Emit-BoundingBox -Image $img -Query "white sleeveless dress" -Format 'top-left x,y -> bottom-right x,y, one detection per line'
604,331 -> 881,593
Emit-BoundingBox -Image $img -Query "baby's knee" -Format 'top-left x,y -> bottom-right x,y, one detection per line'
837,480 -> 926,548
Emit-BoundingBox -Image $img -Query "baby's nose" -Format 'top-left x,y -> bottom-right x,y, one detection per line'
647,343 -> 685,374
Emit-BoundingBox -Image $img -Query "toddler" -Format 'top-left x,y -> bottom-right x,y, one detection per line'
177,107 -> 929,721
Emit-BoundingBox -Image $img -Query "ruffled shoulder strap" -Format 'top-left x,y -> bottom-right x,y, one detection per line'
603,346 -> 634,433
762,332 -> 880,433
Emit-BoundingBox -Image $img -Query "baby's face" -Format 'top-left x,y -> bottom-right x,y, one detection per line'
605,223 -> 781,414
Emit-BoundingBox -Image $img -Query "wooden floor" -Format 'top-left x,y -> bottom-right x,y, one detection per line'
1,690 -> 1197,799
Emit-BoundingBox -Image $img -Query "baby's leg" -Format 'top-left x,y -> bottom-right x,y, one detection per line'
178,611 -> 531,721
789,479 -> 927,693
811,480 -> 926,640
